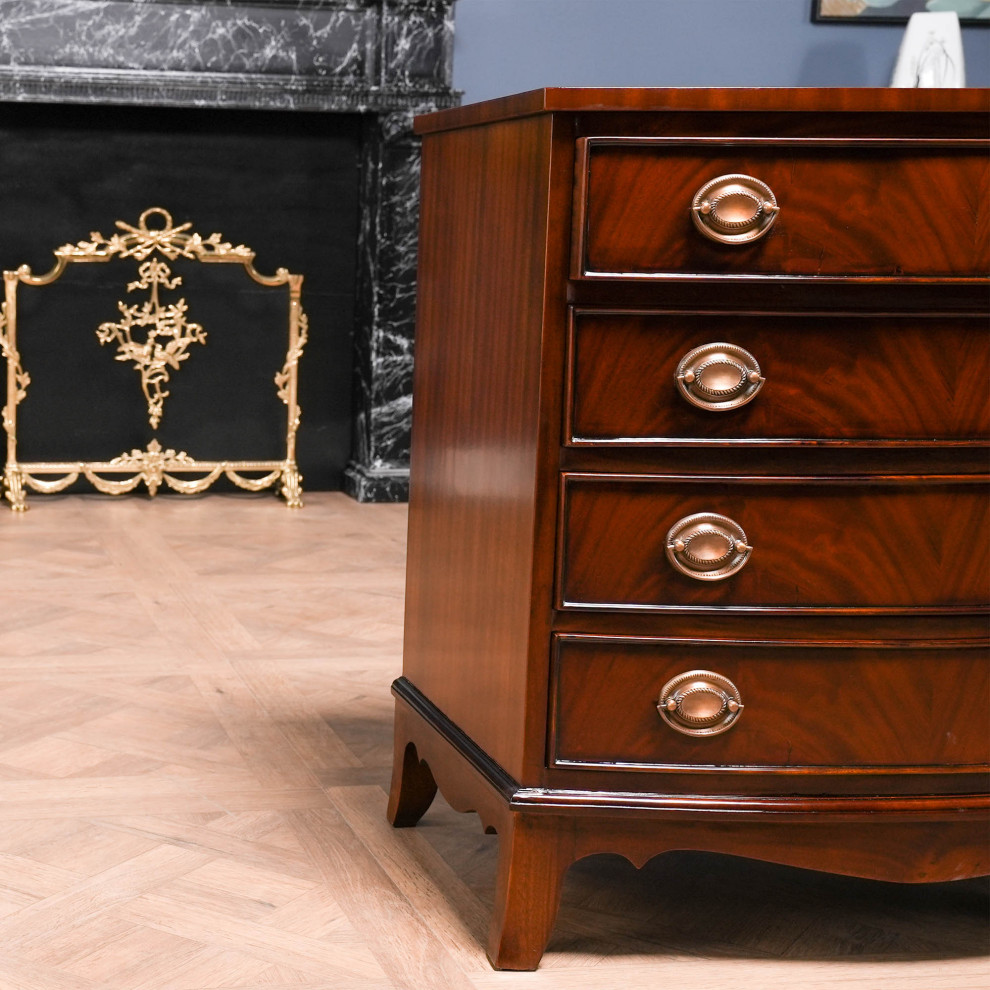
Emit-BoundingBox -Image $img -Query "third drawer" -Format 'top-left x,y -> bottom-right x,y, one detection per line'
558,473 -> 989,612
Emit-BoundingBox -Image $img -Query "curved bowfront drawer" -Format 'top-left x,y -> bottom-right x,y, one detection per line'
566,310 -> 990,445
572,138 -> 990,279
558,474 -> 989,612
550,635 -> 990,771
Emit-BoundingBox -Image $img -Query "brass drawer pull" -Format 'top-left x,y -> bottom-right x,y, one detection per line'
657,670 -> 744,737
691,173 -> 779,244
675,342 -> 763,411
666,512 -> 752,581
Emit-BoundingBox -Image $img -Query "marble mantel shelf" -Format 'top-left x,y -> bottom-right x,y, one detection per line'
0,0 -> 457,109
0,0 -> 460,501
0,63 -> 455,112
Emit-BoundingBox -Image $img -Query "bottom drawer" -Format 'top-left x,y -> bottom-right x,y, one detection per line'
549,635 -> 989,772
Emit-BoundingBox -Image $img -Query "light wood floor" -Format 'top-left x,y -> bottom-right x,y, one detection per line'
0,492 -> 986,990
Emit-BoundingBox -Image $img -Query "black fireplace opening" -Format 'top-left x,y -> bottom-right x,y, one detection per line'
0,102 -> 362,491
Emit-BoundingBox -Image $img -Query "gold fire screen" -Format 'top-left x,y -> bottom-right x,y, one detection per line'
0,208 -> 307,510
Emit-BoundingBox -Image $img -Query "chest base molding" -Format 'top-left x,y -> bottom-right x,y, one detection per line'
388,678 -> 990,971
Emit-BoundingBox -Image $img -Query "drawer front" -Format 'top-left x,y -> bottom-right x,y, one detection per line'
573,139 -> 990,279
567,310 -> 990,445
550,635 -> 990,770
559,475 -> 989,611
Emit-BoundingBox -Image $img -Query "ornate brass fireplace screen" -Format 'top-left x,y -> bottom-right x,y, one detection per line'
0,208 -> 307,510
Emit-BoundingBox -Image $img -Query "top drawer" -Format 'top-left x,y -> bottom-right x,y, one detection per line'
572,138 -> 990,280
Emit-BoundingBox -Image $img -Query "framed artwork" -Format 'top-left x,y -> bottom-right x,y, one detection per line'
812,1 -> 990,24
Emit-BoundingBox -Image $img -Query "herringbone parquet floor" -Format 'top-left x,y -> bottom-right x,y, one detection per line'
0,492 -> 986,990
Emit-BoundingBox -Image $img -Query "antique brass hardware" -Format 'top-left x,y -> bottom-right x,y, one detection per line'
657,670 -> 744,737
675,341 -> 763,411
665,512 -> 752,581
691,173 -> 779,244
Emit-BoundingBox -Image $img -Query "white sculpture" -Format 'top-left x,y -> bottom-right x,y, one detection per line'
891,11 -> 966,87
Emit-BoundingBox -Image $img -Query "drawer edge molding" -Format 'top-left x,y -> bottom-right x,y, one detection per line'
507,789 -> 990,821
574,273 -> 990,284
550,631 -> 990,650
565,438 -> 990,449
559,470 -> 990,487
556,603 -> 990,617
579,137 -> 990,149
550,758 -> 990,777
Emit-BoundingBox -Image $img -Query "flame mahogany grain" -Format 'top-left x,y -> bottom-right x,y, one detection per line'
575,142 -> 990,279
559,475 -> 989,610
567,310 -> 990,444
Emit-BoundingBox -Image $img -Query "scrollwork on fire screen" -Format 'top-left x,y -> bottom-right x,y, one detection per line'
1,208 -> 307,510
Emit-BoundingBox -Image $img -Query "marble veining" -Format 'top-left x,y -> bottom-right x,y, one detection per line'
346,107 -> 426,501
382,3 -> 454,90
0,1 -> 453,93
0,0 -> 458,502
0,1 -> 371,77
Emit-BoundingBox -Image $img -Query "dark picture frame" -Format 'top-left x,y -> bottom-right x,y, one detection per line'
812,1 -> 990,24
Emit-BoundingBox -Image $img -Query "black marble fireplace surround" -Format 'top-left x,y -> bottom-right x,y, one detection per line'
0,0 -> 459,501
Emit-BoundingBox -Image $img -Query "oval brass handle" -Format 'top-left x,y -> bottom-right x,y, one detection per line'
666,512 -> 752,581
675,342 -> 763,411
691,173 -> 779,245
657,670 -> 744,737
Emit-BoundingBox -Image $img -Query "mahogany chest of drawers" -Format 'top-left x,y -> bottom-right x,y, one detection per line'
387,88 -> 990,971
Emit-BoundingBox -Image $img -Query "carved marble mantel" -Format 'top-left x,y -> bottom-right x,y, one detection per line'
0,0 -> 460,501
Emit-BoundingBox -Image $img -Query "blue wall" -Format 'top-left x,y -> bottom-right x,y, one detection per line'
452,0 -> 990,104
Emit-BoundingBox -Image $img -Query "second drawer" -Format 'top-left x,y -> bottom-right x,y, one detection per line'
566,310 -> 990,445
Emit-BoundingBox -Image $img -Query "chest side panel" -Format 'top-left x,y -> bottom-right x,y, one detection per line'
402,115 -> 561,782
